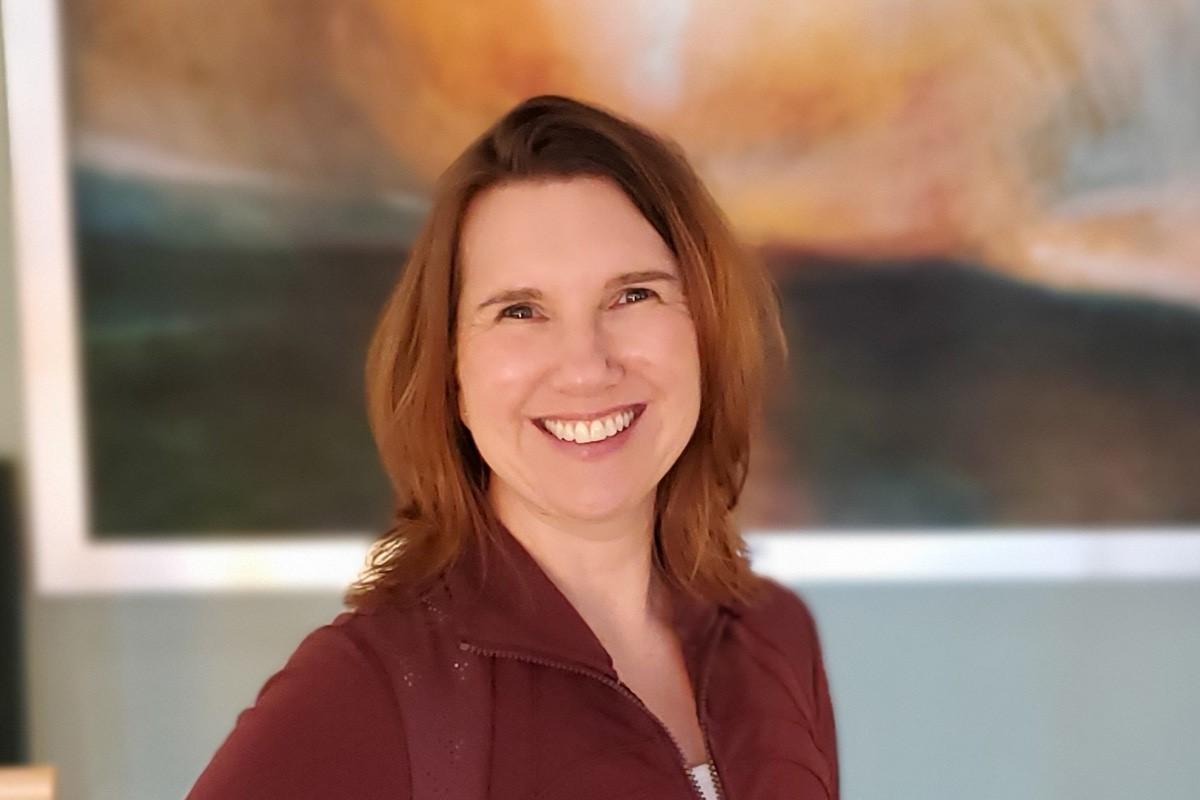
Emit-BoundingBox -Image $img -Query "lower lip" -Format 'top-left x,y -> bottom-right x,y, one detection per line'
534,406 -> 644,459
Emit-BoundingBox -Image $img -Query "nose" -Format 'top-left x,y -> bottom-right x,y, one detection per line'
550,314 -> 622,395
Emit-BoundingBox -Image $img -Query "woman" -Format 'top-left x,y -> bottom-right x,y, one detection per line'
188,94 -> 838,800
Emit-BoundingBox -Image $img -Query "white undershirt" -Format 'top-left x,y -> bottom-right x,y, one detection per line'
688,761 -> 720,800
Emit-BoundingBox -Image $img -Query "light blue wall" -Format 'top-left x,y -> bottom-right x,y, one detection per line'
24,594 -> 342,799
810,582 -> 1200,800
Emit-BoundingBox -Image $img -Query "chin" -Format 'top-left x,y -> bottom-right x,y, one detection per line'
555,502 -> 631,524
549,488 -> 645,524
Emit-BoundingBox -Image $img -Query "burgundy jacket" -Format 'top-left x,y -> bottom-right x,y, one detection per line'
188,524 -> 839,799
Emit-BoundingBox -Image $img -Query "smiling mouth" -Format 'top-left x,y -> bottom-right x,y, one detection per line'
534,403 -> 646,444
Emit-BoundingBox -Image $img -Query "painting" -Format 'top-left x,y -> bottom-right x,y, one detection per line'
10,0 -> 1200,590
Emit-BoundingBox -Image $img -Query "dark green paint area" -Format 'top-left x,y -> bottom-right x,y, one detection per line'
770,254 -> 1200,527
80,234 -> 399,536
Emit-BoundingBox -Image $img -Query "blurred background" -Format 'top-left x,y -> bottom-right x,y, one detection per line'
3,0 -> 1200,797
57,0 -> 1200,532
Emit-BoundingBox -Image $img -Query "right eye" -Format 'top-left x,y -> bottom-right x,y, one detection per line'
498,304 -> 537,320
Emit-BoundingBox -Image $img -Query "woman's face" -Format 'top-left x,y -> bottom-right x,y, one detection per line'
455,176 -> 701,524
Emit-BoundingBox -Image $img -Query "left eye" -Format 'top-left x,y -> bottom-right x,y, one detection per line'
616,287 -> 656,305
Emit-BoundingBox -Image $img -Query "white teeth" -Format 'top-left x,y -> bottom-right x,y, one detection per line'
548,419 -> 574,442
543,408 -> 638,444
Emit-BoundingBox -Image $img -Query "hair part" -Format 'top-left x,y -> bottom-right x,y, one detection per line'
345,94 -> 786,611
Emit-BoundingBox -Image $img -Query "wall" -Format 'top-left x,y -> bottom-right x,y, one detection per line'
0,2 -> 17,460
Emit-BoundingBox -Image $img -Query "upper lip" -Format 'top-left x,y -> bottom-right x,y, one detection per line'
533,402 -> 645,423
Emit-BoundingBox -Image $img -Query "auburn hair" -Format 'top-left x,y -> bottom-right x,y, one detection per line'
344,94 -> 786,611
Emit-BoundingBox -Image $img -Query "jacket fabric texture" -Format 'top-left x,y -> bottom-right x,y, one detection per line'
188,523 -> 839,799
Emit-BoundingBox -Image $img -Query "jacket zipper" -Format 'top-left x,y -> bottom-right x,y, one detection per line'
458,639 -> 725,799
692,613 -> 728,800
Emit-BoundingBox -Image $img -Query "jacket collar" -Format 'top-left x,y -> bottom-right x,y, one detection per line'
442,522 -> 742,682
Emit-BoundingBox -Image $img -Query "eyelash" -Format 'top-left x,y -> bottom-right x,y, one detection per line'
497,287 -> 658,321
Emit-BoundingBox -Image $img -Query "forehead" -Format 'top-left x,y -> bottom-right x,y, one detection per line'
457,176 -> 676,290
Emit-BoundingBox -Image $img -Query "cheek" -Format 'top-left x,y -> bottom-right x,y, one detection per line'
628,309 -> 699,371
457,332 -> 546,422
615,309 -> 701,403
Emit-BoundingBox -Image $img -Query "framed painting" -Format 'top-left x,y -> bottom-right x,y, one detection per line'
8,0 -> 1200,592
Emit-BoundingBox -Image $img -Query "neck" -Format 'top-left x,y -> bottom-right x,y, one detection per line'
487,479 -> 668,649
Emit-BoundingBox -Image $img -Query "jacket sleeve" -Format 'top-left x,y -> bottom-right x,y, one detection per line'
801,601 -> 840,800
186,622 -> 411,799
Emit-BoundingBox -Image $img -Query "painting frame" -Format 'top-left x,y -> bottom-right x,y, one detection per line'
7,0 -> 1200,594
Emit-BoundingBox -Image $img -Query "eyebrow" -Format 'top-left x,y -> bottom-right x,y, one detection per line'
473,269 -> 680,313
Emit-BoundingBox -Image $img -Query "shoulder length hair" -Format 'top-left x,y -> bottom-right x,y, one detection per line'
345,94 -> 786,611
